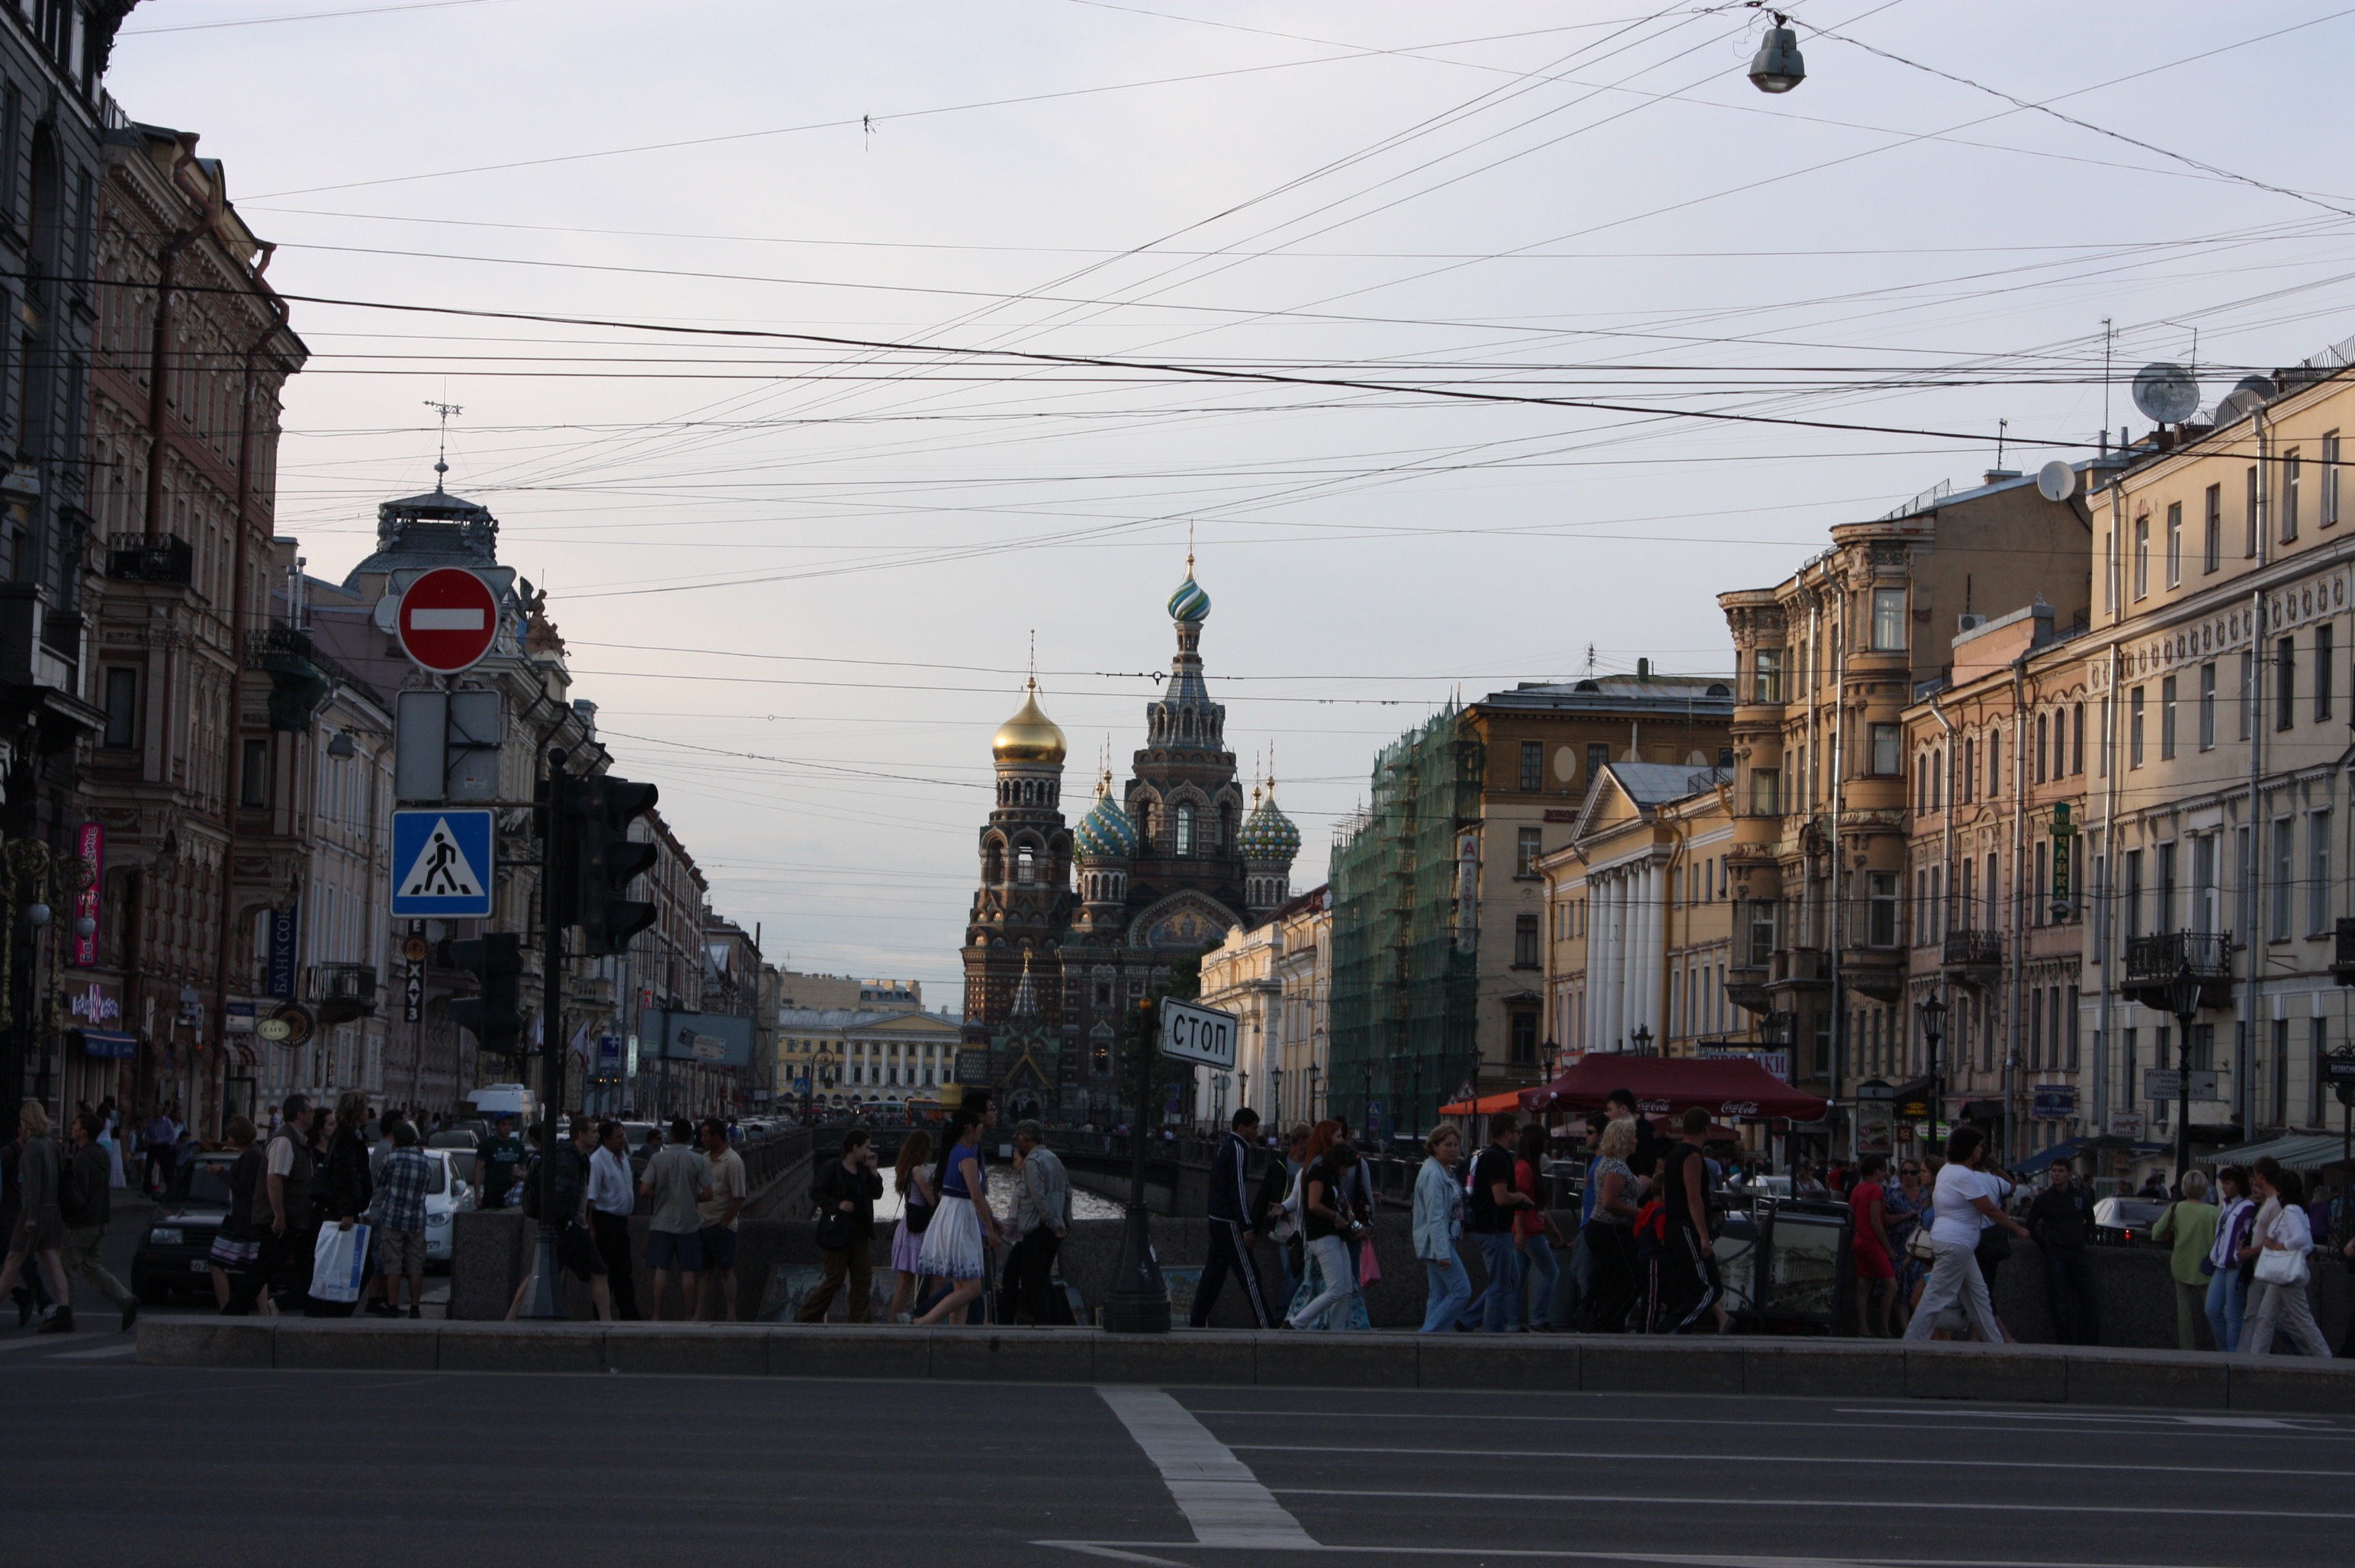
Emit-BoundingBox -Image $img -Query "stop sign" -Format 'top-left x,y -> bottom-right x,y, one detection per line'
396,567 -> 501,674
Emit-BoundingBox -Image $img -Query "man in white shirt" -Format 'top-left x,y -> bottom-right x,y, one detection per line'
587,1120 -> 639,1321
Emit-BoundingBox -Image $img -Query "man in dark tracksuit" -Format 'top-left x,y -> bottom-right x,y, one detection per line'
1189,1108 -> 1272,1328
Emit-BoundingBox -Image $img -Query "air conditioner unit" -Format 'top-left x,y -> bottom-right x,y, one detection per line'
1956,613 -> 1987,635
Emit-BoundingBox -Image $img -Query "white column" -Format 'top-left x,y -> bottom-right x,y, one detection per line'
1637,860 -> 1664,1043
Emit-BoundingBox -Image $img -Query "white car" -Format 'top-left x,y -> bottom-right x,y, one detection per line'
421,1148 -> 477,1265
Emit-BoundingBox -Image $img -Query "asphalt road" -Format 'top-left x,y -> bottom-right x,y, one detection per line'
2,1333 -> 2347,1567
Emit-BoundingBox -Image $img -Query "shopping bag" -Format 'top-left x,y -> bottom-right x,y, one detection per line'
1357,1239 -> 1382,1288
311,1223 -> 371,1303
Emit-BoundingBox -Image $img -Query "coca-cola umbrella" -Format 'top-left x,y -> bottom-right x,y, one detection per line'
1518,1054 -> 1826,1123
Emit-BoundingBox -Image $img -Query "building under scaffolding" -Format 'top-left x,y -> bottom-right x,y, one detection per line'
1329,704 -> 1483,1139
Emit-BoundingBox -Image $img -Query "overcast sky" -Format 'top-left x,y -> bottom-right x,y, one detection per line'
103,1 -> 2355,1008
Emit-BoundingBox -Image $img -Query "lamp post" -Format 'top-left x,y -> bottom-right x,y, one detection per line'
1308,1061 -> 1320,1124
1631,1023 -> 1655,1059
1917,993 -> 1947,1155
1104,995 -> 1170,1332
2165,962 -> 2206,1184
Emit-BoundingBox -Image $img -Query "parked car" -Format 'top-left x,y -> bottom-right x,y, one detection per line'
428,1118 -> 490,1154
420,1148 -> 476,1266
131,1152 -> 241,1303
2093,1196 -> 2169,1245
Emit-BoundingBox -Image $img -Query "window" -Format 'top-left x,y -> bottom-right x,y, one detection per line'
2034,840 -> 2049,924
239,738 -> 268,809
2067,989 -> 2081,1069
2128,686 -> 2145,768
2327,432 -> 2342,527
2204,482 -> 2222,571
2132,515 -> 2149,598
2246,465 -> 2260,557
2271,817 -> 2294,941
2277,635 -> 2296,731
2122,848 -> 2142,940
1516,826 -> 1541,876
1933,746 -> 1944,807
1016,846 -> 1036,885
2071,702 -> 2084,774
2156,842 -> 2177,934
2273,1017 -> 2290,1126
2236,823 -> 2255,939
1752,648 -> 1783,702
1916,754 -> 1928,815
1871,587 -> 1906,651
1514,914 -> 1539,968
1866,871 -> 1897,947
1174,804 -> 1194,855
1987,731 -> 2000,797
2035,712 -> 2049,782
2283,450 -> 2302,541
2313,1017 -> 2330,1125
2311,809 -> 2332,935
1519,740 -> 1543,792
1509,1011 -> 1538,1065
2165,500 -> 2183,586
2238,650 -> 2254,740
1961,737 -> 1974,802
2199,663 -> 2216,750
1586,742 -> 1608,783
2159,675 -> 2177,760
101,666 -> 137,748
2193,833 -> 2218,935
2318,622 -> 2334,722
1868,722 -> 1899,776
1750,767 -> 1779,817
1746,899 -> 1777,966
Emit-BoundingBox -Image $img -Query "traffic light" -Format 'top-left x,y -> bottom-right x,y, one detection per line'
569,774 -> 660,955
446,932 -> 523,1056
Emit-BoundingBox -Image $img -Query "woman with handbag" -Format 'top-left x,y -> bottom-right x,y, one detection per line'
1287,1140 -> 1367,1331
2151,1169 -> 2218,1351
2241,1167 -> 2331,1356
885,1129 -> 937,1323
1902,1126 -> 2025,1344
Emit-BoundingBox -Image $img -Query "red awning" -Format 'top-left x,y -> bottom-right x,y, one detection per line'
1438,1090 -> 1527,1117
1518,1054 -> 1826,1122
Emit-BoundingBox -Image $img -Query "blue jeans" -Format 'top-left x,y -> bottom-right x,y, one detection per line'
2204,1267 -> 2246,1353
1420,1255 -> 1472,1332
1476,1231 -> 1523,1332
1519,1234 -> 1560,1329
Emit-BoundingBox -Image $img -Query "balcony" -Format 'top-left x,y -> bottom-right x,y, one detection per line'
304,963 -> 379,1025
1839,945 -> 1907,1003
1942,929 -> 2002,973
0,583 -> 79,693
248,628 -> 330,732
104,533 -> 194,586
2125,931 -> 2235,1013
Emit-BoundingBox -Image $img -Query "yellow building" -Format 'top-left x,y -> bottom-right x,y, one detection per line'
1541,762 -> 1755,1067
774,1006 -> 963,1110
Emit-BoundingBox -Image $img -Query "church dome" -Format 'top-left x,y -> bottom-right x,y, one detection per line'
991,680 -> 1067,765
1075,776 -> 1138,861
1238,789 -> 1300,863
1167,571 -> 1210,624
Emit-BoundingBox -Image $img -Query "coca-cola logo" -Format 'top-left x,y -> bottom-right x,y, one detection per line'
1718,1100 -> 1761,1117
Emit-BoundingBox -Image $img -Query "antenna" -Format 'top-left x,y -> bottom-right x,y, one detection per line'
2101,317 -> 2114,439
422,395 -> 463,490
1996,417 -> 2008,471
2131,362 -> 2199,425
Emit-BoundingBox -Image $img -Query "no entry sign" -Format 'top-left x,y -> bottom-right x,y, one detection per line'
397,567 -> 500,673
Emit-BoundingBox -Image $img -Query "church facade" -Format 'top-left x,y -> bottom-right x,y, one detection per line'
959,565 -> 1300,1123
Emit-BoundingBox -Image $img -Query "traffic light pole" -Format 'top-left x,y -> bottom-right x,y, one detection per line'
520,747 -> 570,1319
1103,998 -> 1169,1333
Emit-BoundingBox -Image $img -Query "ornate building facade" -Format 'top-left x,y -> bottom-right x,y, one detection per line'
959,564 -> 1300,1122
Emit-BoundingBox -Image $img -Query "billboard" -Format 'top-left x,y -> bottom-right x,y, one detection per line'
641,1008 -> 755,1067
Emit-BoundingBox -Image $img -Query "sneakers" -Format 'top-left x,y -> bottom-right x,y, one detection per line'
37,1306 -> 74,1335
120,1300 -> 138,1334
364,1299 -> 399,1318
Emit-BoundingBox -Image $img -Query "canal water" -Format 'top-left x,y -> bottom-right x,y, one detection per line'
866,1151 -> 1123,1223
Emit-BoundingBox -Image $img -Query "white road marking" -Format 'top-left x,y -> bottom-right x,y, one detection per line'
1043,1544 -> 2241,1568
1226,1442 -> 2352,1479
1271,1488 -> 2355,1522
46,1341 -> 137,1360
1833,1406 -> 2333,1430
1188,1406 -> 2353,1441
1097,1386 -> 1319,1549
0,1333 -> 84,1354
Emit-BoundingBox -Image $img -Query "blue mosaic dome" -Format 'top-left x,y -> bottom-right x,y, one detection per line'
1167,572 -> 1210,624
1238,790 -> 1300,863
1075,781 -> 1139,861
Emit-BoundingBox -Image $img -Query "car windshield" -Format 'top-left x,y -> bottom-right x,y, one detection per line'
182,1158 -> 236,1207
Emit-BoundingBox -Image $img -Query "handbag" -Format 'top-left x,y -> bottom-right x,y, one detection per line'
1906,1226 -> 1938,1264
310,1223 -> 371,1303
2254,1245 -> 2310,1287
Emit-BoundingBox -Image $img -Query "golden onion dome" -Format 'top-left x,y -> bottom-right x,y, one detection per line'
991,679 -> 1067,765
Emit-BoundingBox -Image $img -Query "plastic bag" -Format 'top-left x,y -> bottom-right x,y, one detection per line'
1357,1237 -> 1382,1287
311,1223 -> 372,1303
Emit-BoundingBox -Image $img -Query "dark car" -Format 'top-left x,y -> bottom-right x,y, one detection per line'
131,1152 -> 242,1303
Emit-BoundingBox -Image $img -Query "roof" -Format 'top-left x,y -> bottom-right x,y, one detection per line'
1604,762 -> 1727,809
1476,676 -> 1734,716
775,1007 -> 962,1036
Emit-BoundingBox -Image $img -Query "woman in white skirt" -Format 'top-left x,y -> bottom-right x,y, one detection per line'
914,1112 -> 998,1324
886,1129 -> 937,1323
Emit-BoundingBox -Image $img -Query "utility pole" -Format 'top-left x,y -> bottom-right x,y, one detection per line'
519,747 -> 570,1319
1104,995 -> 1170,1332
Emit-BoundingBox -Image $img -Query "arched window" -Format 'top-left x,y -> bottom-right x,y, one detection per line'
1017,845 -> 1036,885
1181,709 -> 1194,738
1175,805 -> 1195,856
985,843 -> 1004,883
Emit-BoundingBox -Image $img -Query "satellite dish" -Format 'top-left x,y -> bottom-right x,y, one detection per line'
2035,460 -> 2077,502
2132,361 -> 2199,424
2231,374 -> 2276,400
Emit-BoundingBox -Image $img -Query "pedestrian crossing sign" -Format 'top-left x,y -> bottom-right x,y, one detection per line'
390,808 -> 494,917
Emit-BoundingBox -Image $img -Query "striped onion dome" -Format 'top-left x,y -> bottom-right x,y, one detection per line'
1238,789 -> 1300,863
1167,571 -> 1211,624
1075,775 -> 1139,861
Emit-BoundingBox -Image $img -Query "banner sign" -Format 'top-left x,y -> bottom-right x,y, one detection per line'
69,821 -> 101,966
265,905 -> 299,1000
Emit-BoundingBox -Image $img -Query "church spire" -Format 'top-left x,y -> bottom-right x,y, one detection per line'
1010,949 -> 1038,1017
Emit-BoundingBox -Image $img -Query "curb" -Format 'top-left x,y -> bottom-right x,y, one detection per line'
132,1319 -> 2355,1410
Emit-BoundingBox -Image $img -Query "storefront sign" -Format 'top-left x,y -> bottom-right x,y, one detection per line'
265,905 -> 299,999
2032,1084 -> 2078,1119
67,982 -> 120,1024
225,1001 -> 256,1035
68,821 -> 101,967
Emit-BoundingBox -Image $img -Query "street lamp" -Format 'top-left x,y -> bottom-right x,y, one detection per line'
1748,11 -> 1805,94
1916,994 -> 1947,1154
2165,962 -> 2206,1184
1631,1023 -> 1655,1059
1308,1061 -> 1321,1123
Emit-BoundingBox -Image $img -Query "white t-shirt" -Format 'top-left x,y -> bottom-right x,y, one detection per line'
1929,1164 -> 2013,1246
